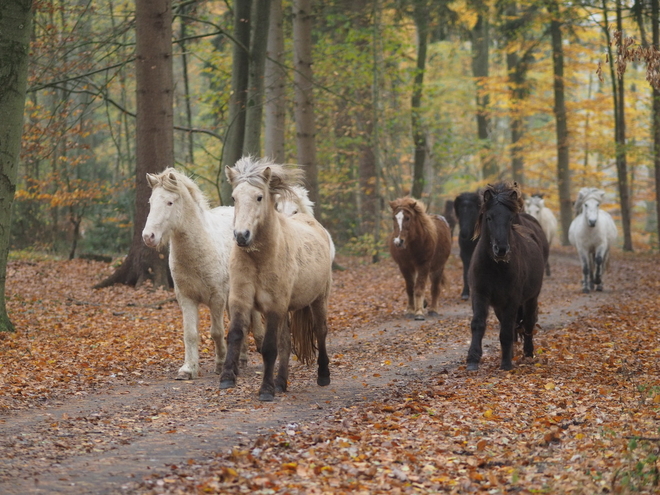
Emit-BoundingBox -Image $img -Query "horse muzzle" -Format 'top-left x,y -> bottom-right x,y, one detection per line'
393,237 -> 405,248
142,231 -> 160,248
588,219 -> 597,228
235,230 -> 252,247
492,243 -> 510,263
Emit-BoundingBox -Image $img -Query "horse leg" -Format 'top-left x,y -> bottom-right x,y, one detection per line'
209,297 -> 227,375
579,251 -> 590,293
545,259 -> 551,277
402,269 -> 416,317
521,298 -> 538,360
259,311 -> 283,401
219,308 -> 251,389
428,269 -> 443,317
311,297 -> 331,387
593,247 -> 608,291
176,296 -> 200,380
495,304 -> 518,371
460,251 -> 471,300
275,314 -> 291,394
413,267 -> 430,320
240,309 -> 264,368
466,295 -> 489,371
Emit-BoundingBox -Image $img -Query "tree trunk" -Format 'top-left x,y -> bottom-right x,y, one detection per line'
0,0 -> 33,332
549,1 -> 572,245
508,50 -> 525,186
471,8 -> 496,179
178,1 -> 195,166
219,0 -> 251,205
411,0 -> 429,200
243,0 -> 271,156
292,0 -> 319,206
264,0 -> 286,162
614,0 -> 633,251
653,0 -> 660,246
95,0 -> 173,289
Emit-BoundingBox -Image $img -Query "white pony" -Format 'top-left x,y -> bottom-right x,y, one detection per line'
142,169 -> 264,380
568,187 -> 618,293
524,194 -> 558,276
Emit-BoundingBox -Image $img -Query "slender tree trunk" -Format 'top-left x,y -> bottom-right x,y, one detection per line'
0,0 -> 33,331
371,0 -> 382,263
178,2 -> 195,166
614,0 -> 633,251
243,0 -> 271,156
471,9 -> 496,179
411,0 -> 429,199
95,0 -> 173,289
508,50 -> 525,185
264,0 -> 286,162
548,1 -> 572,245
653,0 -> 660,245
219,0 -> 251,205
292,0 -> 319,206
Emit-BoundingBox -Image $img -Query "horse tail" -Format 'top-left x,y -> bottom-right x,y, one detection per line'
291,307 -> 317,365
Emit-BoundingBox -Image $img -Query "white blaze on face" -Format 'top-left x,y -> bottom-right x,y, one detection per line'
393,210 -> 404,247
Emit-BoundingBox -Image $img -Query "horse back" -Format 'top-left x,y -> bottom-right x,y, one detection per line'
430,215 -> 452,271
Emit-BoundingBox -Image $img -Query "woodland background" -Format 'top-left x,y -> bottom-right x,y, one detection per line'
10,0 -> 660,268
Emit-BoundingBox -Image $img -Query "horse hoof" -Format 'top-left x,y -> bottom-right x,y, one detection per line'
427,310 -> 439,318
239,358 -> 248,369
259,392 -> 275,402
500,363 -> 514,371
596,285 -> 603,292
317,376 -> 330,387
219,379 -> 236,389
582,288 -> 590,294
461,294 -> 469,301
414,314 -> 425,321
466,362 -> 479,371
176,371 -> 194,380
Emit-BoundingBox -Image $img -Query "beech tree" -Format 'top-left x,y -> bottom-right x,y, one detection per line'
0,0 -> 33,331
95,0 -> 173,289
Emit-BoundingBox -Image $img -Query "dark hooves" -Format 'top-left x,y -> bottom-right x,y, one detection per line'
259,392 -> 275,402
414,314 -> 425,321
239,359 -> 248,369
461,294 -> 469,301
427,311 -> 439,318
466,362 -> 479,371
219,379 -> 236,389
582,288 -> 590,294
596,286 -> 603,292
500,364 -> 514,371
317,376 -> 330,387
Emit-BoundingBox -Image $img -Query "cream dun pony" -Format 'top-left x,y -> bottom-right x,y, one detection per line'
142,169 -> 264,379
220,157 -> 334,401
524,194 -> 558,276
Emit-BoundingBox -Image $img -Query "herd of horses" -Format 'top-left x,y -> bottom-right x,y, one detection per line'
142,157 -> 619,400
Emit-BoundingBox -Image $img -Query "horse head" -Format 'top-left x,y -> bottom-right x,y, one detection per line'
477,182 -> 523,263
454,192 -> 481,240
389,197 -> 425,249
575,187 -> 605,228
524,195 -> 545,221
142,168 -> 206,249
226,156 -> 305,249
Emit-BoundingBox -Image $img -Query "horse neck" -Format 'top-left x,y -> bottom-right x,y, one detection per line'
245,202 -> 284,261
413,213 -> 438,246
169,193 -> 214,255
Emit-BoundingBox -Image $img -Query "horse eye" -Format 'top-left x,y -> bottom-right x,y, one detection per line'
257,195 -> 263,202
167,201 -> 173,206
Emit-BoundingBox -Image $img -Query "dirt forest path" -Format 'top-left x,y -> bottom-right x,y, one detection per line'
0,249 -> 634,494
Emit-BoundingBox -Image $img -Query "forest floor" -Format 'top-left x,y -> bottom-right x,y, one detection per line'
0,246 -> 659,494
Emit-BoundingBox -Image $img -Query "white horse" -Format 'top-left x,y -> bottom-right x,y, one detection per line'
142,169 -> 264,380
524,194 -> 558,276
568,187 -> 618,293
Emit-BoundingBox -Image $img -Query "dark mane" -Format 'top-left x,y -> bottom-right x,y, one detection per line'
474,181 -> 523,239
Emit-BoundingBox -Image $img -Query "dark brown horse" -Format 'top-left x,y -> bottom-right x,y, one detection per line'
466,182 -> 548,371
388,198 -> 452,321
454,192 -> 481,300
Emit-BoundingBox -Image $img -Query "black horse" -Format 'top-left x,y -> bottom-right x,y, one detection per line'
453,192 -> 481,300
466,182 -> 548,371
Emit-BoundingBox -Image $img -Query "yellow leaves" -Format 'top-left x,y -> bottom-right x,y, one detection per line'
544,382 -> 556,391
483,409 -> 494,419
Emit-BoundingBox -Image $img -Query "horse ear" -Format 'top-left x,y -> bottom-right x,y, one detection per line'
389,200 -> 397,210
262,166 -> 272,183
146,173 -> 158,189
482,187 -> 494,204
168,172 -> 177,183
225,165 -> 237,184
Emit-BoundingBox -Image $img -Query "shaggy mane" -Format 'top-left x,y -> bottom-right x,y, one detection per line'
229,156 -> 305,200
573,187 -> 604,216
389,197 -> 437,239
153,167 -> 210,211
474,181 -> 524,239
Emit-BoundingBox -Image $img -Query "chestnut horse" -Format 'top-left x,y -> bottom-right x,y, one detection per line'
388,198 -> 452,320
466,182 -> 548,371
